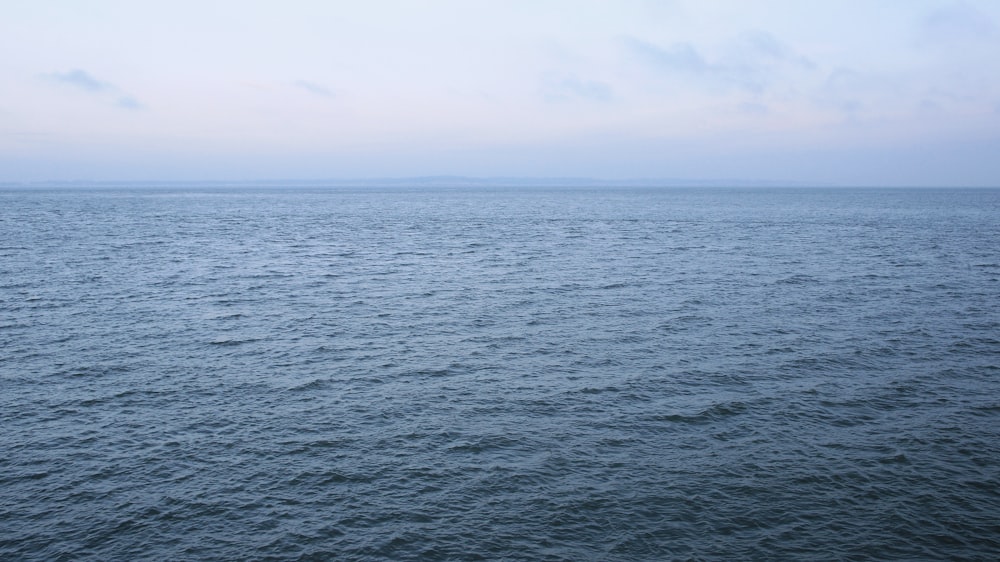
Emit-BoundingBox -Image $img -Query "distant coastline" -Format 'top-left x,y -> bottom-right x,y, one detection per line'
0,176 -> 908,189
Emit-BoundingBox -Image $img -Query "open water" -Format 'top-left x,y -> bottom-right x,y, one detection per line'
1,186 -> 999,560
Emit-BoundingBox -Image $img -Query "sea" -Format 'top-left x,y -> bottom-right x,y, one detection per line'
1,185 -> 998,560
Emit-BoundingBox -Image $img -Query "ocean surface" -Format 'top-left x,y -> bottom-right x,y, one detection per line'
1,186 -> 999,560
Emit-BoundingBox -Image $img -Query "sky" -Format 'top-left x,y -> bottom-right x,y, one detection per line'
2,0 -> 1000,186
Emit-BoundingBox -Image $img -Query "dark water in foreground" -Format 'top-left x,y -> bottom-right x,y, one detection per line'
1,186 -> 999,560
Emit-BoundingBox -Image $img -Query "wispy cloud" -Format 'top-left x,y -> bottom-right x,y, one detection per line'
293,80 -> 335,98
116,96 -> 143,110
622,38 -> 709,75
621,31 -> 812,94
541,73 -> 614,103
919,3 -> 997,46
45,69 -> 112,92
818,67 -> 873,115
738,31 -> 814,69
43,68 -> 145,110
737,101 -> 769,115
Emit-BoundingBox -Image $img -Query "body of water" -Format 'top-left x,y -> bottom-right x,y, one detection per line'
2,186 -> 999,560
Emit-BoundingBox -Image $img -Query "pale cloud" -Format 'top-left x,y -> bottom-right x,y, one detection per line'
735,30 -> 813,69
918,98 -> 944,113
43,69 -> 145,110
737,101 -> 769,115
919,2 -> 997,46
816,67 -> 888,116
293,80 -> 335,98
623,38 -> 709,76
541,73 -> 613,103
621,31 -> 813,94
45,69 -> 111,92
116,96 -> 143,110
822,68 -> 866,96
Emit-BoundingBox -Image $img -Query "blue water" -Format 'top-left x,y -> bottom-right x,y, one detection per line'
2,186 -> 999,560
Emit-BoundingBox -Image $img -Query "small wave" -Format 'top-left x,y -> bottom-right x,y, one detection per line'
286,469 -> 369,486
446,434 -> 521,454
578,386 -> 620,395
776,274 -> 819,285
0,471 -> 50,485
208,312 -> 246,320
77,388 -> 169,407
287,378 -> 328,392
659,315 -> 712,329
411,366 -> 464,378
57,364 -> 130,378
207,338 -> 259,346
648,400 -> 749,424
280,438 -> 348,451
878,453 -> 910,464
971,404 -> 1000,416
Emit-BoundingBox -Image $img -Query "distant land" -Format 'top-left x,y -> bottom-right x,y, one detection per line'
0,176 -> 856,189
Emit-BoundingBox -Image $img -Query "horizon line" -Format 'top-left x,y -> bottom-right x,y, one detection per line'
1,176 -> 996,189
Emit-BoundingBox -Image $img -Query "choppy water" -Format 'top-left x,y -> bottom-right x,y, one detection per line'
2,186 -> 999,560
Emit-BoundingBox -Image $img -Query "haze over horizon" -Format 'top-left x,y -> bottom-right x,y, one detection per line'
3,1 -> 1000,186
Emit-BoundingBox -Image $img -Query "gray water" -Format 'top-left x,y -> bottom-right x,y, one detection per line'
2,186 -> 999,560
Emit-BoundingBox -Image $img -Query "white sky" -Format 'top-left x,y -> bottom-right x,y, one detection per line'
2,0 -> 1000,185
